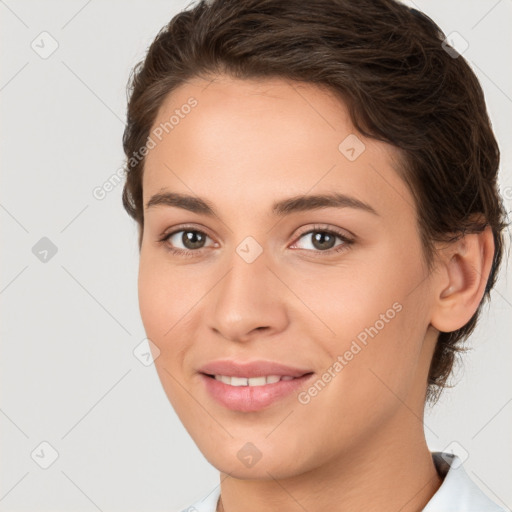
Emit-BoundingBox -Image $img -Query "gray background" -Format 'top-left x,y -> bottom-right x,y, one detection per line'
1,0 -> 511,510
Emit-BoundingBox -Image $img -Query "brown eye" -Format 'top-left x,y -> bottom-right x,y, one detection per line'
162,229 -> 214,252
292,228 -> 351,253
181,230 -> 207,249
310,231 -> 337,250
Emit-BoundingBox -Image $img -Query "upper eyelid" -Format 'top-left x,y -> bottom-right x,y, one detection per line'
161,224 -> 217,243
294,224 -> 354,239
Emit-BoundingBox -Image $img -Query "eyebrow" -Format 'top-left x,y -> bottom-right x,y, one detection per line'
145,191 -> 378,217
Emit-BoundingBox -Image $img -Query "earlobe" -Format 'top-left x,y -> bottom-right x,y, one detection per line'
430,226 -> 495,333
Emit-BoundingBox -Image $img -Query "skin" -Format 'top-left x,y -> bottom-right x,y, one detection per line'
138,75 -> 495,512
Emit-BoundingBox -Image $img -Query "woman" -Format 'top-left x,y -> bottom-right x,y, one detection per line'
121,0 -> 508,510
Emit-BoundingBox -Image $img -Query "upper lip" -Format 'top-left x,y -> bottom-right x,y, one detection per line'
198,360 -> 313,378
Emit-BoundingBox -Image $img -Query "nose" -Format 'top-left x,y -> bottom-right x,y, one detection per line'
207,249 -> 289,343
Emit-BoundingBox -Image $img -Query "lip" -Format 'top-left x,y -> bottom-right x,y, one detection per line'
198,359 -> 314,412
198,359 -> 313,378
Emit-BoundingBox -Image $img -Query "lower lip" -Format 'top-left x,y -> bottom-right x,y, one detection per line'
199,373 -> 314,412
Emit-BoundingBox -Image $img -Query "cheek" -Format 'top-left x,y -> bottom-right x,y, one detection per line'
137,251 -> 197,355
289,295 -> 427,457
137,253 -> 201,410
292,242 -> 428,399
287,256 -> 405,350
137,259 -> 168,338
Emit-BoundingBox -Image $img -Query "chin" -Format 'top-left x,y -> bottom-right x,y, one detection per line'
197,437 -> 314,481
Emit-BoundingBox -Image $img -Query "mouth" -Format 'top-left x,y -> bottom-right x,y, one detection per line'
197,359 -> 313,379
199,371 -> 315,412
201,373 -> 313,387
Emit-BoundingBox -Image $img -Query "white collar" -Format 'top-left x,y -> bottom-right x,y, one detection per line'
424,452 -> 506,511
182,452 -> 506,512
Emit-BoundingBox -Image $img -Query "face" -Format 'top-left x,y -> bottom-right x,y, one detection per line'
138,75 -> 438,479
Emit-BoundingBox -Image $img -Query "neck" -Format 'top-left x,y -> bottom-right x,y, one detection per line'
217,411 -> 443,512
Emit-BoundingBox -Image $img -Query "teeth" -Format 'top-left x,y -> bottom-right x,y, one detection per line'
231,376 -> 248,387
213,374 -> 293,386
248,376 -> 267,386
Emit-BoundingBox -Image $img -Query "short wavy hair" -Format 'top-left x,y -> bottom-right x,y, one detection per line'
122,0 -> 508,404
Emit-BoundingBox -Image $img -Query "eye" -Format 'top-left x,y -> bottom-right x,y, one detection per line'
290,226 -> 353,254
159,227 -> 216,255
158,224 -> 354,257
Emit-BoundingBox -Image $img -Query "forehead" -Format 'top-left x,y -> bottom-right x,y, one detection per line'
163,74 -> 346,115
146,75 -> 355,163
142,75 -> 414,222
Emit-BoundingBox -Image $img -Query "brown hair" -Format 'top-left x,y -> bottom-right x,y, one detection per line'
122,0 -> 508,404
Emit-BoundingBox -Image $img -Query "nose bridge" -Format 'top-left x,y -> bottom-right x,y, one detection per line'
209,240 -> 288,341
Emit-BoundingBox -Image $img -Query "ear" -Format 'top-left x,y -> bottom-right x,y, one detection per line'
430,225 -> 495,333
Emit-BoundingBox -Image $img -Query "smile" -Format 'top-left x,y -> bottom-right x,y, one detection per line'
200,372 -> 314,412
209,374 -> 297,386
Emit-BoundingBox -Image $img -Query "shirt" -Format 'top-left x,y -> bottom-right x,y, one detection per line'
179,452 -> 507,511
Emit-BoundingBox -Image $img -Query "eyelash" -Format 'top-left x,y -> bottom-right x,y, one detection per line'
158,224 -> 354,258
